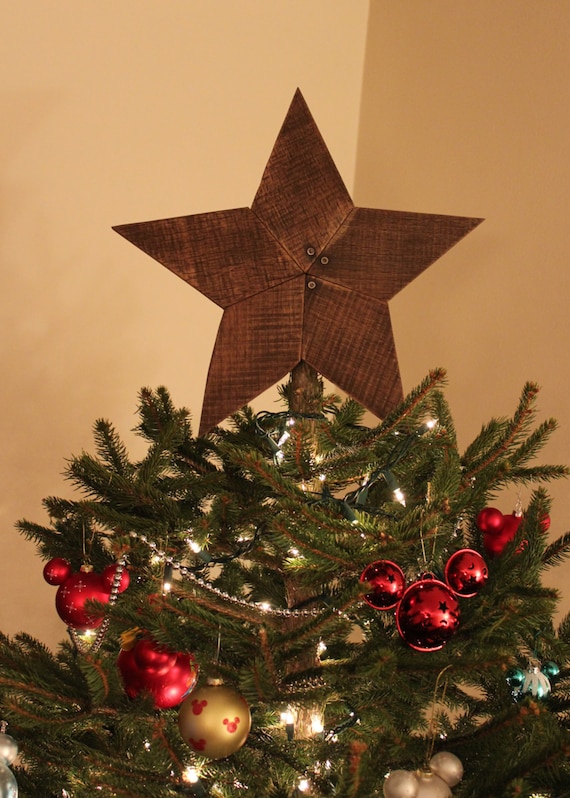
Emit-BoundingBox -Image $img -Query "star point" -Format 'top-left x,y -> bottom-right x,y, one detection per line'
114,90 -> 483,434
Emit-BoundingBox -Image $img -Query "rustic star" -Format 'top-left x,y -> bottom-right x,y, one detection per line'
114,90 -> 482,434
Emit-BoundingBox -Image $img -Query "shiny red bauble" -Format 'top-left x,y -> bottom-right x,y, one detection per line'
486,513 -> 521,557
133,637 -> 177,676
118,637 -> 198,709
360,560 -> 406,610
45,560 -> 129,631
43,557 -> 73,586
476,507 -> 522,557
540,513 -> 551,532
444,549 -> 488,598
101,563 -> 130,593
475,507 -> 504,534
54,570 -> 114,631
396,576 -> 460,652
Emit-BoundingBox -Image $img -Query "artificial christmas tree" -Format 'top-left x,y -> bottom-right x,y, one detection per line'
1,93 -> 569,798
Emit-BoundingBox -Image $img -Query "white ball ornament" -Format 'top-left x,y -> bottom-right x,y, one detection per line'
0,735 -> 17,767
429,751 -> 463,787
0,763 -> 17,798
415,771 -> 452,798
383,769 -> 419,798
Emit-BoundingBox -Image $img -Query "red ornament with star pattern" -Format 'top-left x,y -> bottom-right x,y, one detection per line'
44,560 -> 129,631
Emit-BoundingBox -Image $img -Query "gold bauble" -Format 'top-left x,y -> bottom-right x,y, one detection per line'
178,682 -> 251,760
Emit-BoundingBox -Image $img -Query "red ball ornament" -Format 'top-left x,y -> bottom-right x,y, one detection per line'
444,549 -> 488,598
55,570 -> 112,630
117,640 -> 198,709
483,512 -> 522,557
43,558 -> 73,586
396,576 -> 460,652
360,560 -> 406,610
476,507 -> 504,534
133,637 -> 177,676
539,513 -> 551,532
101,563 -> 130,593
178,681 -> 251,759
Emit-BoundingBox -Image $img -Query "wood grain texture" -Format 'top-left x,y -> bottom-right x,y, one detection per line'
114,90 -> 482,433
311,207 -> 483,301
200,277 -> 303,433
114,208 -> 300,309
302,277 -> 402,418
252,89 -> 353,268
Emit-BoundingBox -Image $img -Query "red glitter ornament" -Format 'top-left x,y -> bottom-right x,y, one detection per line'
118,638 -> 198,709
539,513 -> 551,532
476,507 -> 523,557
475,507 -> 504,534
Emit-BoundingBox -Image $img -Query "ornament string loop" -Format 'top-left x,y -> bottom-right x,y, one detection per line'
425,664 -> 453,767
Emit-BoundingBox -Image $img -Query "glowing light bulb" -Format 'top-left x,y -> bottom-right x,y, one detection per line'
393,487 -> 406,506
289,548 -> 300,557
259,601 -> 271,612
187,539 -> 202,553
184,767 -> 199,784
317,640 -> 327,655
425,417 -> 437,429
277,430 -> 290,447
311,714 -> 324,735
298,778 -> 311,792
281,709 -> 295,725
318,473 -> 326,482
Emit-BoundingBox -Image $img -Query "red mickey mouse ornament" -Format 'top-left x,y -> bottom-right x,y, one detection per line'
43,559 -> 130,631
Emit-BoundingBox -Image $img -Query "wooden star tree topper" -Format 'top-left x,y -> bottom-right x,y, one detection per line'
114,90 -> 482,434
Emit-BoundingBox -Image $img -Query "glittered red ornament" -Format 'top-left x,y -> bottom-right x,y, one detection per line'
539,513 -> 551,532
444,549 -> 488,598
396,576 -> 460,652
43,557 -> 73,586
360,560 -> 406,610
54,570 -> 112,630
483,512 -> 522,557
133,637 -> 178,676
476,507 -> 504,534
118,640 -> 198,709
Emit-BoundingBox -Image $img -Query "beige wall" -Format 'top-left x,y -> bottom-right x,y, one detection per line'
1,1 -> 369,647
357,2 -> 570,617
2,2 -> 569,648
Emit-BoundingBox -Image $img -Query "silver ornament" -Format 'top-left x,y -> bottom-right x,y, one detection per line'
0,735 -> 17,767
513,666 -> 551,699
429,751 -> 463,787
0,763 -> 17,798
383,769 -> 419,798
415,770 -> 451,798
